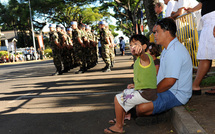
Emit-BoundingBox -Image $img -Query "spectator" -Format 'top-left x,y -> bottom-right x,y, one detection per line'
154,2 -> 165,20
135,18 -> 192,118
171,0 -> 199,19
119,36 -> 125,56
147,43 -> 160,75
104,34 -> 157,133
164,0 -> 176,17
98,39 -> 102,57
186,1 -> 215,95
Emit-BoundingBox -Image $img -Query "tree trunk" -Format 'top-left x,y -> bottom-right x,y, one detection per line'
143,0 -> 158,32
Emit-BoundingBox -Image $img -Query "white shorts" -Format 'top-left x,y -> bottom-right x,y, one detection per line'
197,11 -> 215,60
116,89 -> 151,112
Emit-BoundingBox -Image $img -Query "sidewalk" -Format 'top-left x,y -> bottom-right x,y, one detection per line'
1,53 -> 214,134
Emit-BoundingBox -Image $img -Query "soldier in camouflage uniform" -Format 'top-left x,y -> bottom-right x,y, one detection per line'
85,25 -> 95,69
49,24 -> 63,75
79,23 -> 88,72
56,24 -> 71,73
66,27 -> 75,69
105,23 -> 116,68
71,21 -> 85,74
99,21 -> 111,72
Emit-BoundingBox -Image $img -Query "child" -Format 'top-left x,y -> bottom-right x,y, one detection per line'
104,35 -> 157,134
147,43 -> 160,75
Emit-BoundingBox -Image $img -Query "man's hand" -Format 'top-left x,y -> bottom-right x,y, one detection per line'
184,8 -> 194,13
127,84 -> 134,89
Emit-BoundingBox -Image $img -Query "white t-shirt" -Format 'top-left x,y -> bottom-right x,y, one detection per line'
165,0 -> 176,17
177,0 -> 199,14
173,1 -> 178,12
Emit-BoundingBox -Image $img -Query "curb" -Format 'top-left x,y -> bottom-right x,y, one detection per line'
172,106 -> 207,134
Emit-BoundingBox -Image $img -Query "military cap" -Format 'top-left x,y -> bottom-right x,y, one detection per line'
67,28 -> 72,31
98,21 -> 106,25
56,24 -> 64,28
71,21 -> 77,25
49,24 -> 55,28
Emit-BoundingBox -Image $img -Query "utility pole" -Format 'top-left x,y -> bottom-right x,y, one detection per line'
28,0 -> 37,60
0,26 -> 2,48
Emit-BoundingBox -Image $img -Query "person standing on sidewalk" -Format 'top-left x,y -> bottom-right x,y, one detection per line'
135,18 -> 192,117
119,36 -> 125,56
186,0 -> 215,95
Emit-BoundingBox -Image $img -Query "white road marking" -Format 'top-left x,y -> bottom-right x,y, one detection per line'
55,78 -> 61,81
8,92 -> 33,103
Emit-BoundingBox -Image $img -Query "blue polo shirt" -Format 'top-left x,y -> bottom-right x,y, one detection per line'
157,38 -> 192,104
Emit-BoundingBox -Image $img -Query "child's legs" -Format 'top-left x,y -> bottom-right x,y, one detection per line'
114,96 -> 125,128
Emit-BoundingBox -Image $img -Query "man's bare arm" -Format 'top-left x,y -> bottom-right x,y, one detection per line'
157,78 -> 177,93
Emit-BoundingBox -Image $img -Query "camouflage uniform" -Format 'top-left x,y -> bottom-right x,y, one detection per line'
72,28 -> 83,70
100,28 -> 111,68
58,31 -> 70,72
86,30 -> 95,68
67,32 -> 75,69
49,31 -> 62,73
80,29 -> 88,71
92,32 -> 98,67
108,30 -> 115,67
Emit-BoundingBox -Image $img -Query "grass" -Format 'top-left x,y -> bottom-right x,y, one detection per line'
200,74 -> 215,87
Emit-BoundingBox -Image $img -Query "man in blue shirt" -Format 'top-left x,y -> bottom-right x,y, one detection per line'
136,18 -> 192,116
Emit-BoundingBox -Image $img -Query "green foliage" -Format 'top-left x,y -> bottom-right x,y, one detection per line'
44,48 -> 52,58
0,51 -> 8,57
200,75 -> 215,87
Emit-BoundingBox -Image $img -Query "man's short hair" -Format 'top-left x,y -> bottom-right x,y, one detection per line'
156,18 -> 177,38
155,2 -> 164,10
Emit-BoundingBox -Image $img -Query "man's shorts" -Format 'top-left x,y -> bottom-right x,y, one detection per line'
116,89 -> 150,112
152,90 -> 182,114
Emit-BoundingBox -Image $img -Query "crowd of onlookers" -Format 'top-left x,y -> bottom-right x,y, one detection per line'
0,47 -> 45,63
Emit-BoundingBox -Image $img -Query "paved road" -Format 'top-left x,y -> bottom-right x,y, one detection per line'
0,55 -> 176,134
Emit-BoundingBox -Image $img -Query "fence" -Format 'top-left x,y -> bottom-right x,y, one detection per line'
175,12 -> 200,68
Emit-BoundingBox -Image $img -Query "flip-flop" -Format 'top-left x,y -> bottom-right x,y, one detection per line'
205,89 -> 215,95
108,119 -> 126,126
104,128 -> 125,134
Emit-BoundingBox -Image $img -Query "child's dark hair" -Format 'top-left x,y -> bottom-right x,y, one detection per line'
129,34 -> 150,52
148,43 -> 160,57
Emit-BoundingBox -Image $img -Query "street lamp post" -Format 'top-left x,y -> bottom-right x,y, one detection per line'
28,0 -> 37,60
0,26 -> 2,48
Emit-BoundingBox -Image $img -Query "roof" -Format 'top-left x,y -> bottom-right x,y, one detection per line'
0,30 -> 16,41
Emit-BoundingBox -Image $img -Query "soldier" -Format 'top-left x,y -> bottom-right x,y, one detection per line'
105,23 -> 116,68
99,21 -> 111,72
66,27 -> 75,69
85,25 -> 95,69
49,24 -> 63,75
79,23 -> 88,72
71,21 -> 85,74
56,24 -> 70,73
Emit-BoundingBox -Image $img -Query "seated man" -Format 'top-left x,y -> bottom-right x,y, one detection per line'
136,18 -> 192,116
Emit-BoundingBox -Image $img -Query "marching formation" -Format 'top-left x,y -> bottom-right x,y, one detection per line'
49,21 -> 116,76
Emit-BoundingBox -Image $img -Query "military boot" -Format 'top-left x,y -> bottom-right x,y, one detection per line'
75,67 -> 85,74
52,70 -> 63,76
103,66 -> 111,72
